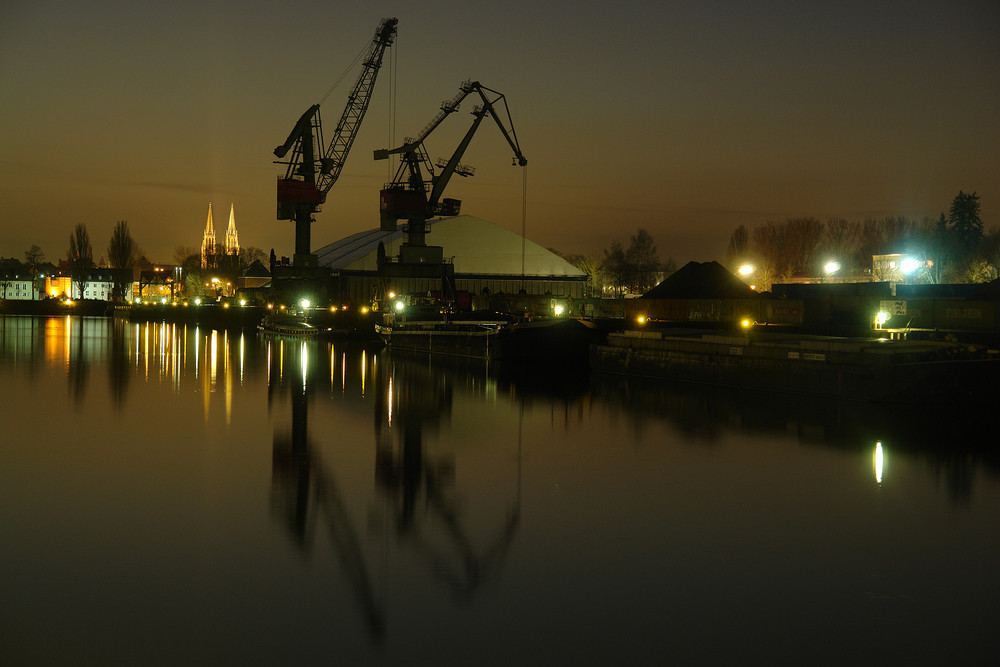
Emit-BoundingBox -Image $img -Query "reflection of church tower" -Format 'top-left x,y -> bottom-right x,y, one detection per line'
225,203 -> 240,257
201,203 -> 217,269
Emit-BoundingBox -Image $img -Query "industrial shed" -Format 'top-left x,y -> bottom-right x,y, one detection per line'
314,215 -> 586,307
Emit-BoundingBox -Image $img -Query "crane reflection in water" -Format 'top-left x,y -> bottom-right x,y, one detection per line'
267,339 -> 521,642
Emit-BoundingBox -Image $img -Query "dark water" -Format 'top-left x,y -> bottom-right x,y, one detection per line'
2,315 -> 998,664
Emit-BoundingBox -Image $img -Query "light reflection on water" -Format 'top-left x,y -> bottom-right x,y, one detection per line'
1,315 -> 998,664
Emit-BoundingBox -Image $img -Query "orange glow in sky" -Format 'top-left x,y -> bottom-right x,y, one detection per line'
1,1 -> 998,265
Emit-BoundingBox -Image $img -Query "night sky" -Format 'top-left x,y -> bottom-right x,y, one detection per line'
2,0 -> 998,265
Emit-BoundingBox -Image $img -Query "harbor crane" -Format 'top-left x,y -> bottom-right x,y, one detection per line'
374,80 -> 527,251
273,17 -> 397,268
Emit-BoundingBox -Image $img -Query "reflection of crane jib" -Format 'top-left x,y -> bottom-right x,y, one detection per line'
271,342 -> 521,637
374,358 -> 521,601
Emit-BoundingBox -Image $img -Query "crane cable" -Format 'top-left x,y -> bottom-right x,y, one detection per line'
388,35 -> 397,181
521,163 -> 527,289
318,35 -> 372,106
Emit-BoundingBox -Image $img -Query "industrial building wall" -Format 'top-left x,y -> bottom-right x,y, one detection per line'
327,272 -> 585,309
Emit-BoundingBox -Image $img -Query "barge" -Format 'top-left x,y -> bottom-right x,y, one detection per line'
591,328 -> 1000,404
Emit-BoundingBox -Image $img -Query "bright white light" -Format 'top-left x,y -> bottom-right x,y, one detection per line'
901,258 -> 919,274
553,304 -> 564,316
161,298 -> 167,304
824,261 -> 841,275
194,298 -> 202,306
738,264 -> 754,276
300,299 -> 311,309
239,299 -> 246,306
394,300 -> 405,311
874,441 -> 884,484
875,312 -> 888,325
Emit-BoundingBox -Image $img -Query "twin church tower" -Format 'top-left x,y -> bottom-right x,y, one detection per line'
200,203 -> 240,270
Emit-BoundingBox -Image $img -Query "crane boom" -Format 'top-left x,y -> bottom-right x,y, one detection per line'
273,18 -> 397,265
318,17 -> 398,193
374,80 -> 526,236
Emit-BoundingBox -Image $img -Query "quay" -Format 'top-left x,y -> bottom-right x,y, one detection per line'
591,327 -> 1000,404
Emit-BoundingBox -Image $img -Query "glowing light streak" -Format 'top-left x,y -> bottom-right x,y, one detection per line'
360,350 -> 367,396
210,330 -> 218,391
387,377 -> 393,426
874,441 -> 884,484
266,341 -> 272,385
64,316 -> 71,373
300,341 -> 308,391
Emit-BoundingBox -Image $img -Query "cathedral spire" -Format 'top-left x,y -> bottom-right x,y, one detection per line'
201,203 -> 217,269
225,203 -> 240,256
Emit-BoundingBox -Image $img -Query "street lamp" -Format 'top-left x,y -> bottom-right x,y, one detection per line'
738,264 -> 754,276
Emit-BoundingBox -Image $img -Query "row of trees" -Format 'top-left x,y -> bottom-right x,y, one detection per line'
6,223 -> 266,301
725,191 -> 998,291
555,229 -> 676,297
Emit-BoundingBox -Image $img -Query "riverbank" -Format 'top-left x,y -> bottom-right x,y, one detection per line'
0,299 -> 111,317
591,328 -> 1000,404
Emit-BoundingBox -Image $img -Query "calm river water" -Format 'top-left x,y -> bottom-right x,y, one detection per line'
2,315 -> 998,664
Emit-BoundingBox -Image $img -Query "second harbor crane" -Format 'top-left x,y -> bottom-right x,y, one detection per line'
374,80 -> 527,264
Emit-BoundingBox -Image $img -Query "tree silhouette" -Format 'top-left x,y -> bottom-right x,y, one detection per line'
948,190 -> 983,254
107,220 -> 137,301
725,225 -> 749,267
602,242 -> 627,297
626,229 -> 659,293
24,244 -> 45,277
67,223 -> 94,298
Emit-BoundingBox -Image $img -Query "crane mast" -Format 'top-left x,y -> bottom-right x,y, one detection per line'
274,17 -> 397,267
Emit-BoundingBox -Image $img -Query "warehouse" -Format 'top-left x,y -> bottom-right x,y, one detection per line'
314,215 -> 586,308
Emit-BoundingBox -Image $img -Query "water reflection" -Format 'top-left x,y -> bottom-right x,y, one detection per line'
372,354 -> 520,603
590,373 -> 1000,504
269,339 -> 386,641
874,441 -> 884,485
3,315 -> 1000,662
267,340 -> 522,641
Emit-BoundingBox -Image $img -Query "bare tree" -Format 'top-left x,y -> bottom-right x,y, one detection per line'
238,246 -> 267,272
626,229 -> 659,293
107,220 -> 137,301
602,242 -> 628,297
24,244 -> 45,278
67,223 -> 94,298
725,224 -> 749,267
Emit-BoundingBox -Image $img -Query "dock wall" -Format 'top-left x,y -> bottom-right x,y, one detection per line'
591,330 -> 999,403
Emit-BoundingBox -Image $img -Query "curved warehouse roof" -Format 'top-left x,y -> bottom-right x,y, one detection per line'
314,215 -> 584,277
